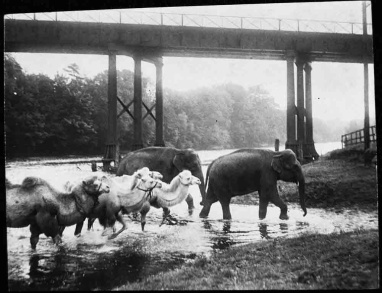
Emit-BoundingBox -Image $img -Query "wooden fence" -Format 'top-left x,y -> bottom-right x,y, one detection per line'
341,125 -> 376,148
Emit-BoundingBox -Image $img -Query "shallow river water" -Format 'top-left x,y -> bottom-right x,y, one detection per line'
5,147 -> 378,291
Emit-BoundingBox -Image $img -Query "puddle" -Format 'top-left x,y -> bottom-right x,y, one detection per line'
5,156 -> 378,290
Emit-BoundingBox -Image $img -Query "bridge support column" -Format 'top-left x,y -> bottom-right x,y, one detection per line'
363,1 -> 370,153
154,58 -> 165,147
103,53 -> 119,170
285,51 -> 298,155
295,58 -> 305,162
304,62 -> 319,161
132,55 -> 143,151
363,61 -> 370,151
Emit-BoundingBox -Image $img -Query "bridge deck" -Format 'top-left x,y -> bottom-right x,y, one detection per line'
4,19 -> 373,63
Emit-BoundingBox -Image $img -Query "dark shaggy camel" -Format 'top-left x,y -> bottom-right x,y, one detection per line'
6,175 -> 110,249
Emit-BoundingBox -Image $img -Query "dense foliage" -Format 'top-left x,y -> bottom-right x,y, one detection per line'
4,54 -> 356,158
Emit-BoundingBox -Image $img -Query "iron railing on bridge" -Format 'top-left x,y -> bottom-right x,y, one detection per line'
341,125 -> 376,148
4,10 -> 373,35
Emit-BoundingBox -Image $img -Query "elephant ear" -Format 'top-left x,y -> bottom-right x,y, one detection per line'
271,154 -> 283,173
173,153 -> 185,172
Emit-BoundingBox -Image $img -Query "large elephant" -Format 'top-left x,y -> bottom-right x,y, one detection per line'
116,146 -> 206,216
199,148 -> 306,220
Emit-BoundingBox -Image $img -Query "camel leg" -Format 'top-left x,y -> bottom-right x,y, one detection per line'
58,226 -> 65,237
30,223 -> 41,250
36,211 -> 62,246
101,207 -> 117,237
52,234 -> 62,245
140,202 -> 151,231
109,212 -> 126,239
160,207 -> 171,227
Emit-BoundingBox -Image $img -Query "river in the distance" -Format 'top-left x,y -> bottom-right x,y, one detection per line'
6,142 -> 378,291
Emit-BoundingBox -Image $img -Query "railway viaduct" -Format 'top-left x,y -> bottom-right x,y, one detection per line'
4,10 -> 373,167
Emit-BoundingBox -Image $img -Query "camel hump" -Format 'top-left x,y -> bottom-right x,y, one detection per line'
21,176 -> 45,190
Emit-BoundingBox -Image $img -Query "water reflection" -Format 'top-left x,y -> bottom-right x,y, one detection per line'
222,221 -> 231,233
279,223 -> 289,233
10,237 -> 187,291
259,223 -> 271,240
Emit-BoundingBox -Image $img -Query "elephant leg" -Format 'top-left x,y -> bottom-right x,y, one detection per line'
74,221 -> 84,237
140,202 -> 151,231
87,218 -> 96,231
259,192 -> 269,220
109,212 -> 126,239
29,222 -> 41,250
269,193 -> 289,220
185,193 -> 195,215
220,198 -> 232,220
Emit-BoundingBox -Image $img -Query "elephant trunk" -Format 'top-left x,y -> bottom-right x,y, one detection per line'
297,169 -> 307,217
194,169 -> 206,206
199,202 -> 211,218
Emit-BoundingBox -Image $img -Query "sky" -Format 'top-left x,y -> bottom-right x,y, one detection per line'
7,1 -> 376,123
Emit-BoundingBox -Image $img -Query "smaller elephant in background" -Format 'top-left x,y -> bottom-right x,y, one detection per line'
199,148 -> 306,221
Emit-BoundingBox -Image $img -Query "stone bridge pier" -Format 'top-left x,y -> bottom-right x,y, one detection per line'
285,51 -> 319,163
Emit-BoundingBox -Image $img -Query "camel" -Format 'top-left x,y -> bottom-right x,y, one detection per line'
86,172 -> 164,239
72,167 -> 164,239
6,175 -> 110,249
74,169 -> 200,239
97,170 -> 200,238
144,170 -> 201,227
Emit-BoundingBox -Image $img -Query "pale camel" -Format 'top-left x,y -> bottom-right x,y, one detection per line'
145,170 -> 201,227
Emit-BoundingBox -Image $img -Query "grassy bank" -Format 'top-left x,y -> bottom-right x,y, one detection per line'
116,229 -> 379,290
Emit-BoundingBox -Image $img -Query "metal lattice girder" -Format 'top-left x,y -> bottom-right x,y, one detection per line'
4,9 -> 372,35
116,96 -> 156,121
142,102 -> 156,121
117,96 -> 134,119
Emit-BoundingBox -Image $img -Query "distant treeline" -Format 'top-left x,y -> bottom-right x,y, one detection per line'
4,54 -> 364,158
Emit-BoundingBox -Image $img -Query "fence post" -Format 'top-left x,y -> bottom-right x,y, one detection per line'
275,139 -> 280,151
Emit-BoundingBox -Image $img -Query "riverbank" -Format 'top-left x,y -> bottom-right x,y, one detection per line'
116,229 -> 379,290
114,155 -> 379,290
